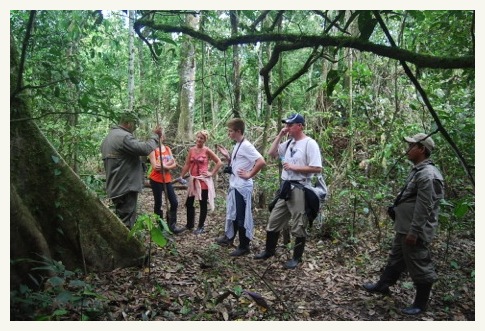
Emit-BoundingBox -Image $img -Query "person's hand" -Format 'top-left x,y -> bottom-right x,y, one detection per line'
281,161 -> 293,171
279,127 -> 289,136
153,126 -> 162,137
405,233 -> 417,246
164,158 -> 175,166
237,169 -> 251,179
216,144 -> 230,161
199,170 -> 211,177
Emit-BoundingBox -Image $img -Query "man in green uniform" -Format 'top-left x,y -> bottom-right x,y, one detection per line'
101,113 -> 161,229
363,133 -> 444,315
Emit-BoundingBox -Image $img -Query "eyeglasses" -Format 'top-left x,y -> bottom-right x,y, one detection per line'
286,123 -> 301,127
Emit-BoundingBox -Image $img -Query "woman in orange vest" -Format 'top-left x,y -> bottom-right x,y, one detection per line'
148,132 -> 184,234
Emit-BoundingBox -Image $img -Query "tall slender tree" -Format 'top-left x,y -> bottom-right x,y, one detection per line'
175,12 -> 200,140
230,10 -> 241,118
128,10 -> 136,112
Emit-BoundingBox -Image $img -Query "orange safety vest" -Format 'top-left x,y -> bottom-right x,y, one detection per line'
149,146 -> 173,183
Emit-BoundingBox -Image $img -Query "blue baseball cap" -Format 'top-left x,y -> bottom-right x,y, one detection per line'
282,113 -> 305,125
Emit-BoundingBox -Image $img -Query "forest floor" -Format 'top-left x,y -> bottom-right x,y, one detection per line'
91,184 -> 475,322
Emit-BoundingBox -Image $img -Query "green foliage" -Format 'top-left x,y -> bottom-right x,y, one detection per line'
11,9 -> 474,250
80,174 -> 106,197
180,303 -> 191,315
439,197 -> 474,235
233,284 -> 243,296
326,69 -> 341,96
129,213 -> 171,248
401,281 -> 414,290
450,260 -> 460,270
10,256 -> 107,321
404,11 -> 474,56
357,11 -> 377,40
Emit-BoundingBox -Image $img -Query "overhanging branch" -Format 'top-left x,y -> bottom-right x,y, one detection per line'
136,17 -> 474,108
374,11 -> 475,188
135,19 -> 474,70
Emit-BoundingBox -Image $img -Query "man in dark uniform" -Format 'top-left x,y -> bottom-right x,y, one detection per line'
101,112 -> 162,229
363,133 -> 444,315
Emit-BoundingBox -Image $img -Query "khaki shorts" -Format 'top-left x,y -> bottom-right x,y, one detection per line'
266,187 -> 308,237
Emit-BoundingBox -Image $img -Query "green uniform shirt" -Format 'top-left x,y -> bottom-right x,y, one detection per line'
394,159 -> 444,242
101,125 -> 159,198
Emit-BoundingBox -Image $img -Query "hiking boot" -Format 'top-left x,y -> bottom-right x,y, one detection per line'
169,211 -> 185,234
254,231 -> 279,260
283,237 -> 305,269
401,282 -> 432,315
230,247 -> 250,257
362,282 -> 391,295
215,235 -> 234,246
401,306 -> 424,315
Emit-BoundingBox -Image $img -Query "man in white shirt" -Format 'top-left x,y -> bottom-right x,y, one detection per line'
215,118 -> 266,257
254,113 -> 322,269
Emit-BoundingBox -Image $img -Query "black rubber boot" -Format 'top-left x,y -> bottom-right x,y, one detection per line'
186,204 -> 195,230
282,227 -> 291,245
169,210 -> 185,234
215,221 -> 237,246
254,231 -> 279,260
230,226 -> 250,256
362,281 -> 391,295
215,235 -> 234,246
362,265 -> 401,295
230,247 -> 250,256
401,282 -> 432,315
284,237 -> 306,269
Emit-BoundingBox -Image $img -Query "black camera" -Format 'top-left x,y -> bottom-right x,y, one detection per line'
223,165 -> 233,174
387,205 -> 396,221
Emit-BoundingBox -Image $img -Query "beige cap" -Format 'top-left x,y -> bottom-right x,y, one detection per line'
404,133 -> 435,152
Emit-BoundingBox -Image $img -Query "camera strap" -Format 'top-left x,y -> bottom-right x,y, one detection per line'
230,138 -> 244,165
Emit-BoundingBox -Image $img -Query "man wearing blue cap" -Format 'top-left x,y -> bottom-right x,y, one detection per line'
254,113 -> 323,269
362,133 -> 444,315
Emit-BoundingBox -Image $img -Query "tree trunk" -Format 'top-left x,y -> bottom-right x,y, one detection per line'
10,110 -> 146,288
176,12 -> 199,141
199,13 -> 206,129
345,10 -> 355,166
10,33 -> 145,290
207,47 -> 218,129
128,10 -> 136,111
230,11 -> 241,118
257,42 -> 263,117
